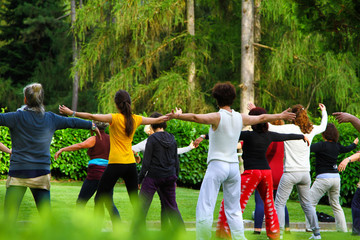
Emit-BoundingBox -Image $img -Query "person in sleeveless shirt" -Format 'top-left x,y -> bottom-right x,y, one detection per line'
166,82 -> 296,240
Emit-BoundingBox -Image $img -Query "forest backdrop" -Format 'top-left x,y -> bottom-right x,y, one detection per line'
0,0 -> 360,204
1,0 -> 360,115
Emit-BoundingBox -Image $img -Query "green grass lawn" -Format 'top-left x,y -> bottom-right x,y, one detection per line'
0,180 -> 352,222
0,180 -> 356,240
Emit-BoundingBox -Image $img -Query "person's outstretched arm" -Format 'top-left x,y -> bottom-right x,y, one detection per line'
54,136 -> 96,160
338,152 -> 360,172
167,108 -> 220,126
333,112 -> 360,133
59,105 -> 113,123
242,108 -> 296,126
0,142 -> 11,154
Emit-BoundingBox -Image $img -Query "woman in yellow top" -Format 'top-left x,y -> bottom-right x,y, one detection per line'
59,89 -> 167,222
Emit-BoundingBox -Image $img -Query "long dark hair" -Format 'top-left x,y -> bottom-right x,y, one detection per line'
114,90 -> 134,137
249,107 -> 268,133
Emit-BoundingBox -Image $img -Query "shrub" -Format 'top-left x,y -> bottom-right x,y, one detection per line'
0,118 -> 210,187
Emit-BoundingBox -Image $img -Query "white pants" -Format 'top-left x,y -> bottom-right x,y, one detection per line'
196,160 -> 246,240
305,177 -> 347,232
275,172 -> 320,234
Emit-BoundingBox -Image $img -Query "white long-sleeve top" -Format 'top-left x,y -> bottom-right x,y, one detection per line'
132,138 -> 192,155
268,109 -> 328,172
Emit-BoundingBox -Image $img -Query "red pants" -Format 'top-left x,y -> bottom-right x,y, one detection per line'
216,169 -> 280,239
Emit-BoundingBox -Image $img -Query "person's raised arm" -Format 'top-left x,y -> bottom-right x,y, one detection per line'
59,105 -> 113,124
333,112 -> 360,133
338,152 -> 360,172
242,108 -> 295,126
54,136 -> 96,160
312,104 -> 328,134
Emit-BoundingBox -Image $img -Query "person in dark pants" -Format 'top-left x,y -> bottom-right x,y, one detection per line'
138,112 -> 185,231
333,111 -> 360,235
2,83 -> 98,223
59,90 -> 167,225
54,121 -> 119,219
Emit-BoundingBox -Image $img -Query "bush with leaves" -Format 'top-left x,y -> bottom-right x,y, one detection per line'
0,119 -> 210,187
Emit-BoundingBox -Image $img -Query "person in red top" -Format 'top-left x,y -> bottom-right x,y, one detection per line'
54,121 -> 119,219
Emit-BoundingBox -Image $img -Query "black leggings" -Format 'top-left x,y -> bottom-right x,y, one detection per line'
94,163 -> 138,222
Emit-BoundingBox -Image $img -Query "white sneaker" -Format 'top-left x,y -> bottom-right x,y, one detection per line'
309,234 -> 321,239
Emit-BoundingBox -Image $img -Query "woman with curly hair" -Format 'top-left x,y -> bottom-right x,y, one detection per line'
215,107 -> 309,240
269,103 -> 327,239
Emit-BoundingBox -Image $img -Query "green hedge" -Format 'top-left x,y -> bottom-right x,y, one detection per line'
0,115 -> 359,205
0,119 -> 210,187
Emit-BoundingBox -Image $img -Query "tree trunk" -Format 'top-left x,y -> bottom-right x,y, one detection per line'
240,0 -> 254,113
71,0 -> 79,111
254,0 -> 261,103
187,0 -> 196,94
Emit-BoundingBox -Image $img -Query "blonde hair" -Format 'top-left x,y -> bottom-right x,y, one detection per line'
23,83 -> 45,113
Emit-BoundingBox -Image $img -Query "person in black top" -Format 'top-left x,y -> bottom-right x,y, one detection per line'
216,107 -> 309,240
305,123 -> 358,232
138,112 -> 184,231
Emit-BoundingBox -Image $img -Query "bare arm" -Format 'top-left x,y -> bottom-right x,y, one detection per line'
242,108 -> 296,126
141,115 -> 169,125
0,142 -> 11,154
167,107 -> 220,126
54,136 -> 96,160
59,105 -> 113,123
333,112 -> 360,133
338,152 -> 360,172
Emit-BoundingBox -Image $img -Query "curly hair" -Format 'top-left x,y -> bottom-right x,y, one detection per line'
249,107 -> 268,133
322,123 -> 339,142
292,104 -> 313,134
212,82 -> 236,107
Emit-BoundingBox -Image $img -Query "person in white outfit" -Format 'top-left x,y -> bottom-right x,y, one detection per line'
268,103 -> 327,240
166,82 -> 296,240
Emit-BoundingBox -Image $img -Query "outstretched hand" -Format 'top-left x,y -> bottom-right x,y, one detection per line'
332,112 -> 354,123
319,103 -> 326,111
59,105 -> 73,116
338,159 -> 348,172
193,137 -> 204,148
166,107 -> 182,120
247,103 -> 256,111
54,150 -> 62,160
281,108 -> 296,121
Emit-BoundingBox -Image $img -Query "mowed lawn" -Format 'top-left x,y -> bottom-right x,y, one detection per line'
0,180 -> 357,240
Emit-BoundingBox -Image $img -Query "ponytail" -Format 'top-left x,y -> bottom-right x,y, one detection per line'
115,90 -> 134,137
